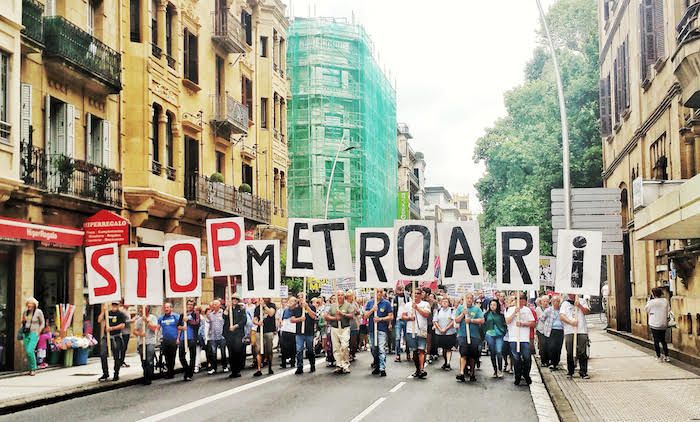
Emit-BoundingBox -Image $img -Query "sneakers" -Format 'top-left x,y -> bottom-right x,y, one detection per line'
497,371 -> 503,378
655,356 -> 663,363
417,371 -> 427,379
493,371 -> 499,378
566,373 -> 573,379
380,370 -> 386,377
372,368 -> 380,375
253,371 -> 262,377
98,374 -> 109,382
514,378 -> 521,386
664,355 -> 671,362
548,365 -> 555,371
183,376 -> 192,382
580,373 -> 590,379
223,367 -> 229,373
456,374 -> 465,382
194,366 -> 200,374
207,369 -> 216,375
295,368 -> 303,375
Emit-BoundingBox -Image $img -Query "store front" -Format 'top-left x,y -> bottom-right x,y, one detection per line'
34,251 -> 70,328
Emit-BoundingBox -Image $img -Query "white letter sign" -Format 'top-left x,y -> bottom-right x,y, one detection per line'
165,238 -> 202,298
124,247 -> 163,305
310,219 -> 354,279
394,220 -> 435,281
242,240 -> 281,298
554,230 -> 602,296
86,243 -> 122,304
496,226 -> 540,291
285,218 -> 316,277
206,217 -> 245,277
355,228 -> 394,289
438,221 -> 484,285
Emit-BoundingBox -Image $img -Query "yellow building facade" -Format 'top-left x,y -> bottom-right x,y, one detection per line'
0,0 -> 288,371
599,0 -> 700,362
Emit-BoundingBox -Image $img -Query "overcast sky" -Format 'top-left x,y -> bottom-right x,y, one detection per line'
285,0 -> 555,212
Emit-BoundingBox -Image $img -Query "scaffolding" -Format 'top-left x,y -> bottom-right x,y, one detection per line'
287,18 -> 398,235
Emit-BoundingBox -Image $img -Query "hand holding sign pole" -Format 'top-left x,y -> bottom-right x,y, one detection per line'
86,243 -> 122,358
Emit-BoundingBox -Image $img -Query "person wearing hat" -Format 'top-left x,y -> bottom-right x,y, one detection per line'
98,301 -> 126,381
20,297 -> 45,376
223,293 -> 248,378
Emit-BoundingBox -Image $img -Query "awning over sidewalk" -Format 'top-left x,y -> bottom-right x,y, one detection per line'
635,174 -> 700,240
0,217 -> 84,247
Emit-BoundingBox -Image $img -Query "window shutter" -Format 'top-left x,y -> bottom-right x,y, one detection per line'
86,113 -> 93,163
599,78 -> 611,137
102,120 -> 110,167
653,0 -> 665,60
20,83 -> 32,146
613,58 -> 619,124
643,0 -> 656,67
639,3 -> 648,81
56,103 -> 65,155
623,40 -> 630,109
191,34 -> 198,83
66,104 -> 75,157
44,95 -> 52,155
183,29 -> 189,79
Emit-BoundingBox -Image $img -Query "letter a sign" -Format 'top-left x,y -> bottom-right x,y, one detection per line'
496,226 -> 540,291
86,243 -> 122,304
554,229 -> 602,296
437,221 -> 484,285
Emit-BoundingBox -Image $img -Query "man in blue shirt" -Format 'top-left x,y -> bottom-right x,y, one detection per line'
178,299 -> 199,381
455,293 -> 484,382
158,302 -> 180,379
364,289 -> 394,377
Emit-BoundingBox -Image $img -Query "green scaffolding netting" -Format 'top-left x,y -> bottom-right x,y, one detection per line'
287,18 -> 398,236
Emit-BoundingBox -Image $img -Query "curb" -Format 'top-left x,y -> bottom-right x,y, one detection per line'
533,357 -> 577,422
529,357 -> 561,422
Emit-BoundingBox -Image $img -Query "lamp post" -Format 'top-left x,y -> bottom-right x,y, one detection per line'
324,140 -> 358,219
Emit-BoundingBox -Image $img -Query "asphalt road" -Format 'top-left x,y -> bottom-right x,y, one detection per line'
2,349 -> 538,422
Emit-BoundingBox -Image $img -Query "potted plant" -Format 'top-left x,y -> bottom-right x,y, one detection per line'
94,167 -> 111,202
210,172 -> 225,183
53,155 -> 74,193
239,183 -> 252,193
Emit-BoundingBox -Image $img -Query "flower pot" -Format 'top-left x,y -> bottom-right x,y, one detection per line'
63,348 -> 74,367
47,349 -> 62,365
73,348 -> 89,366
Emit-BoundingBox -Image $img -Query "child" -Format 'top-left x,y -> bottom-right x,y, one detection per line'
36,326 -> 53,369
359,314 -> 368,352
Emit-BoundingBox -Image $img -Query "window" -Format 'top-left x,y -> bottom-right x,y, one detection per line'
613,38 -> 629,124
165,112 -> 174,168
151,103 -> 161,164
242,163 -> 253,189
599,74 -> 612,136
216,151 -> 225,175
242,77 -> 253,121
640,0 -> 665,81
165,5 -> 174,58
183,29 -> 199,83
260,97 -> 268,129
45,0 -> 56,16
46,97 -> 75,157
650,134 -> 668,180
260,36 -> 268,57
87,1 -> 95,35
0,53 -> 8,142
241,11 -> 252,45
215,56 -> 224,116
86,114 -> 110,166
603,0 -> 610,22
151,0 -> 158,47
130,0 -> 141,42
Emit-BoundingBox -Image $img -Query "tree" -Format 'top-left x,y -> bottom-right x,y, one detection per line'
474,0 -> 602,274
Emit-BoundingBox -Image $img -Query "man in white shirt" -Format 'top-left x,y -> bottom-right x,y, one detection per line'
505,293 -> 536,386
402,288 -> 432,379
560,294 -> 590,379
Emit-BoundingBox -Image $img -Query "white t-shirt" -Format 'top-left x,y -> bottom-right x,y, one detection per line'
505,307 -> 534,343
560,299 -> 589,335
404,300 -> 431,337
645,298 -> 669,329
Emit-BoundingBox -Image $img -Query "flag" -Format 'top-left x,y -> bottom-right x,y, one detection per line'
434,255 -> 441,281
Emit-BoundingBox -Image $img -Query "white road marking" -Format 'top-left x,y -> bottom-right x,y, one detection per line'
389,382 -> 406,393
136,366 -> 308,422
349,397 -> 386,422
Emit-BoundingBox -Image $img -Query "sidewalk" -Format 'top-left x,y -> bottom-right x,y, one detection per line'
539,315 -> 700,422
0,354 -> 150,415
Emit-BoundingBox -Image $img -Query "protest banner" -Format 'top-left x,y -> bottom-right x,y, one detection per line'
124,247 -> 163,305
355,227 -> 394,289
286,218 -> 317,277
280,285 -> 289,298
554,230 -> 602,296
496,226 -> 540,292
164,238 -> 202,298
539,256 -> 556,288
394,220 -> 435,282
437,221 -> 484,285
86,243 -> 122,304
206,217 -> 245,277
310,218 -> 354,279
242,240 -> 281,298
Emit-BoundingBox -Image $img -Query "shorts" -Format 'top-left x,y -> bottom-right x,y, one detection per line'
435,334 -> 456,349
406,334 -> 427,351
458,336 -> 479,358
251,332 -> 275,356
359,325 -> 368,335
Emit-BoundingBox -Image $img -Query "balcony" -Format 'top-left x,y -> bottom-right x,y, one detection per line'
43,16 -> 121,93
409,200 -> 421,219
409,170 -> 420,188
673,3 -> 700,107
185,172 -> 270,224
398,123 -> 412,139
211,9 -> 247,54
212,95 -> 249,140
634,174 -> 700,240
21,0 -> 44,47
20,142 -> 122,207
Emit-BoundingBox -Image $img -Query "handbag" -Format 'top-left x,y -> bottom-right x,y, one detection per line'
667,310 -> 676,328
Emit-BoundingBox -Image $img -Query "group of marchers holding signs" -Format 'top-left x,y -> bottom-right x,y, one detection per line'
85,216 -> 601,383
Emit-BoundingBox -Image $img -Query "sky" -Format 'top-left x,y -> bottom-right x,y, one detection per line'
285,0 -> 556,212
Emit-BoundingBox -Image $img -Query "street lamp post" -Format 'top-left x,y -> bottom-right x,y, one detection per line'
324,140 -> 358,219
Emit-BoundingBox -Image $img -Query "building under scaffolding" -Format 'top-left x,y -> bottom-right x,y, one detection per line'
287,18 -> 397,235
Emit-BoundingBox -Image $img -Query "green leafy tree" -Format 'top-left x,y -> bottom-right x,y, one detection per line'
474,0 -> 602,274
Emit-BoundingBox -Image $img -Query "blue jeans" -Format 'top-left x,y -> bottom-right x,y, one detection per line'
295,334 -> 315,369
486,334 -> 504,371
369,330 -> 388,370
394,319 -> 406,354
509,341 -> 532,381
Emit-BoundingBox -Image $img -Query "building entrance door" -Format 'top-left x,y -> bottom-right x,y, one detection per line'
0,247 -> 15,371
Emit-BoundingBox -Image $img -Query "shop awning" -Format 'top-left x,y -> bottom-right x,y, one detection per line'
0,217 -> 84,246
635,174 -> 700,240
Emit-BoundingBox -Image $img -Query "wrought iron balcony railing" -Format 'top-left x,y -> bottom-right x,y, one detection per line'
43,16 -> 122,90
185,172 -> 271,223
21,0 -> 44,45
678,2 -> 700,47
212,95 -> 249,139
20,142 -> 122,206
212,9 -> 247,54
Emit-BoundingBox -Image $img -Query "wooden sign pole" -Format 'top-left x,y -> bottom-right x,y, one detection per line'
104,304 -> 112,358
302,277 -> 307,333
141,305 -> 146,360
572,295 -> 579,368
374,288 -> 378,347
259,302 -> 263,360
515,292 -> 521,353
411,280 -> 417,339
227,277 -> 233,330
464,293 -> 470,345
183,298 -> 189,361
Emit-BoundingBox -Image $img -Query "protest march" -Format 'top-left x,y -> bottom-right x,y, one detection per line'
85,217 -> 600,385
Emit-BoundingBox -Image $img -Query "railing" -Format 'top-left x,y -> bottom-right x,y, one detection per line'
0,121 -> 10,142
20,142 -> 122,206
185,172 -> 271,223
166,166 -> 176,181
409,170 -> 419,187
409,200 -> 421,218
43,16 -> 121,90
212,9 -> 247,54
21,0 -> 44,45
166,54 -> 175,69
152,43 -> 162,58
151,160 -> 162,175
213,95 -> 248,135
678,2 -> 700,46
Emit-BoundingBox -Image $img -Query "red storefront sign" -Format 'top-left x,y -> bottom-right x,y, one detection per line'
0,217 -> 84,246
83,210 -> 130,246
